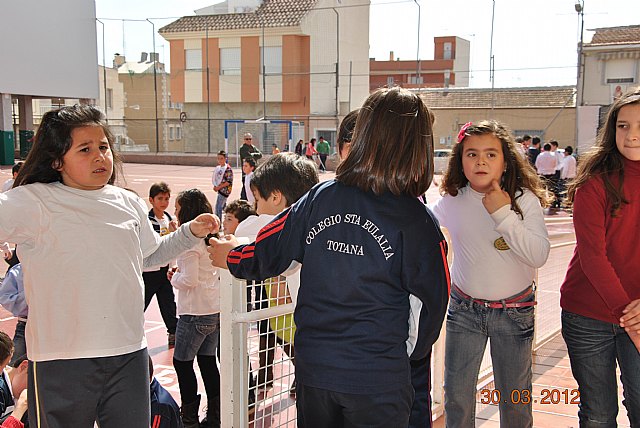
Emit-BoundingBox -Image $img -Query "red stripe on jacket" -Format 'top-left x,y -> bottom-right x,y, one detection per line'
256,212 -> 289,243
439,239 -> 451,295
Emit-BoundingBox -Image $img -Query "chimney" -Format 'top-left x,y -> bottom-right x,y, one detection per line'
389,51 -> 394,61
140,52 -> 148,63
113,53 -> 125,68
148,52 -> 159,63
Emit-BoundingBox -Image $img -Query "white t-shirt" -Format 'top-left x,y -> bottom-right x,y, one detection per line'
234,213 -> 302,303
1,179 -> 14,193
171,240 -> 220,316
535,151 -> 557,175
553,150 -> 564,171
0,182 -> 199,361
244,172 -> 255,204
561,155 -> 577,179
429,185 -> 550,300
235,214 -> 275,242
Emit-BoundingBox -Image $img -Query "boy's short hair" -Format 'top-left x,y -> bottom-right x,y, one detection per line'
12,162 -> 23,175
565,145 -> 573,155
250,152 -> 319,207
532,136 -> 541,146
224,199 -> 257,223
218,150 -> 226,157
149,182 -> 171,198
0,331 -> 14,363
549,140 -> 559,147
543,143 -> 552,151
243,157 -> 257,169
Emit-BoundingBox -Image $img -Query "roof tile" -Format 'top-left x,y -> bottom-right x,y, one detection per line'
418,86 -> 576,109
587,25 -> 640,46
159,0 -> 318,33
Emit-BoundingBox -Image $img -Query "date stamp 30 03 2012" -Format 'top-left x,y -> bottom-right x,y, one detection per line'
479,388 -> 580,405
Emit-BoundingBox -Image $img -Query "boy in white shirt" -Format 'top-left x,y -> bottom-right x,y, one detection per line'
242,158 -> 257,206
212,151 -> 233,219
233,153 -> 318,391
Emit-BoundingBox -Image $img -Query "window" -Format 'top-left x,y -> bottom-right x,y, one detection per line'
176,126 -> 182,140
260,46 -> 282,75
185,49 -> 202,70
106,88 -> 113,109
220,48 -> 241,75
387,76 -> 394,86
410,76 -> 423,84
605,59 -> 636,84
443,42 -> 453,60
169,126 -> 174,140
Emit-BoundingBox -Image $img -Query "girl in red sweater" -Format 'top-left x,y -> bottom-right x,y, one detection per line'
561,87 -> 640,427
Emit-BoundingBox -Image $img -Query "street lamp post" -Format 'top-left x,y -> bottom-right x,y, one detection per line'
413,0 -> 421,89
146,19 -> 160,153
575,0 -> 585,106
489,0 -> 496,116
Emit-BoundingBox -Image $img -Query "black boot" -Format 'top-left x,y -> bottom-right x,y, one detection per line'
181,394 -> 201,428
199,395 -> 220,428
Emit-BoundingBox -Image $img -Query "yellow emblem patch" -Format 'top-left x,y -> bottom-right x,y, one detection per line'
493,237 -> 510,251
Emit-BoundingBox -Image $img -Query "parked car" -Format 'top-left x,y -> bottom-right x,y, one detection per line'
434,149 -> 452,174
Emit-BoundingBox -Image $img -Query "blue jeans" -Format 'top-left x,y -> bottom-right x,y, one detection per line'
215,193 -> 228,220
173,314 -> 220,361
444,288 -> 534,428
562,310 -> 640,427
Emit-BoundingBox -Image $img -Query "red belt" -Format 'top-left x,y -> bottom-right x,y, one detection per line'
452,284 -> 537,309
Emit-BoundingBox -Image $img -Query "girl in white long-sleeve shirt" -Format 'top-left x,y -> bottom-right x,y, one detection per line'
430,120 -> 551,428
0,105 -> 217,428
169,188 -> 221,428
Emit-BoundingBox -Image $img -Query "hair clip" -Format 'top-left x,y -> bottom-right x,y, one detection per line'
457,122 -> 473,143
388,109 -> 419,117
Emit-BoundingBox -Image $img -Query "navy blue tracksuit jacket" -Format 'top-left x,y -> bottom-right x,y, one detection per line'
227,180 -> 450,395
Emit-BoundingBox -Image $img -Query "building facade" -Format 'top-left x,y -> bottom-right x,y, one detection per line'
370,36 -> 470,91
418,86 -> 576,150
577,25 -> 640,154
159,0 -> 370,155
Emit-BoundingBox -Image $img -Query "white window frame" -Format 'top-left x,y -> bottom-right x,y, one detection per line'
220,48 -> 241,75
260,46 -> 282,75
185,49 -> 202,71
443,42 -> 453,60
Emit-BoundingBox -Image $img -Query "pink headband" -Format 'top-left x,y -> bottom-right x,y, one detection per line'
457,122 -> 473,143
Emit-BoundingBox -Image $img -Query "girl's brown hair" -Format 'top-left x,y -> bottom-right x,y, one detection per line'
567,87 -> 640,216
336,87 -> 434,197
15,104 -> 122,187
441,120 -> 550,217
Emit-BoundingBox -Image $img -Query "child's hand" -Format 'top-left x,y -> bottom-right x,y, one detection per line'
168,220 -> 178,232
167,266 -> 178,281
12,389 -> 28,421
482,180 -> 511,214
207,235 -> 240,269
0,242 -> 11,259
189,213 -> 220,238
620,299 -> 640,333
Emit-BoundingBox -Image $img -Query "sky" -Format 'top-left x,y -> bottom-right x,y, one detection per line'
94,0 -> 639,88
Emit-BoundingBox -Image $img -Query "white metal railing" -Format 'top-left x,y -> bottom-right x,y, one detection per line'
220,220 -> 575,426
